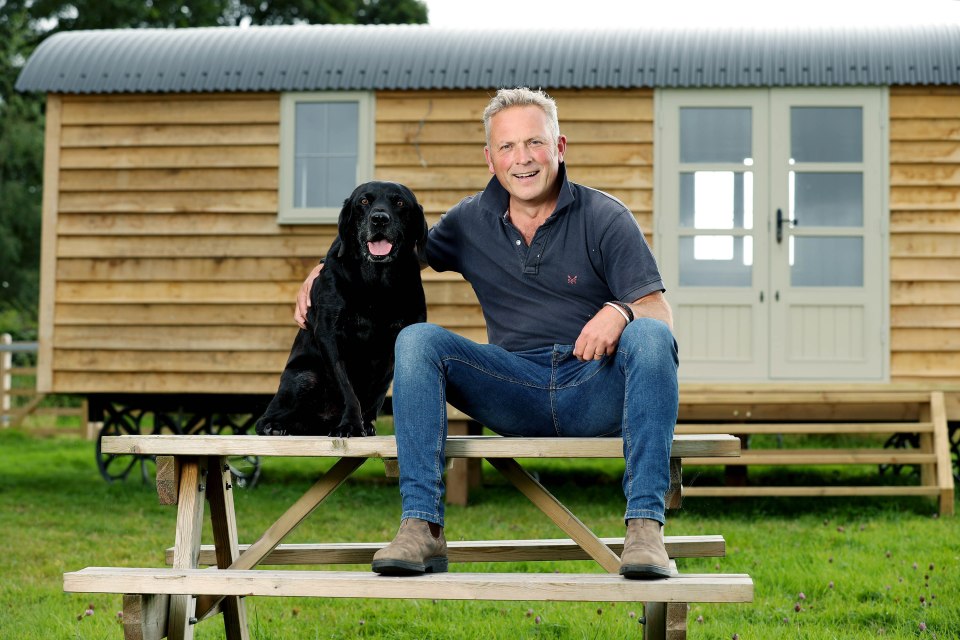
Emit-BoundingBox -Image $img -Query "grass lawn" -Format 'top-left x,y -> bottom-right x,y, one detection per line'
0,428 -> 956,639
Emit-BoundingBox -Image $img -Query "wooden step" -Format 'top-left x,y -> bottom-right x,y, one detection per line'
676,422 -> 934,435
685,486 -> 940,498
687,449 -> 936,466
168,535 -> 726,567
65,567 -> 754,603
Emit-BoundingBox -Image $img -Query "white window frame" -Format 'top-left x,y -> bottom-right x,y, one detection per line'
278,91 -> 375,224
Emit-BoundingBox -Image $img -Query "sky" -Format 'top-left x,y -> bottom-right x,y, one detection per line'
424,0 -> 960,28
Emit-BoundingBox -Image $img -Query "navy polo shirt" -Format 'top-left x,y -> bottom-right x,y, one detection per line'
426,163 -> 665,352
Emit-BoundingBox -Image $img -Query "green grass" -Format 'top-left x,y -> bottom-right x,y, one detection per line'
0,428 -> 957,639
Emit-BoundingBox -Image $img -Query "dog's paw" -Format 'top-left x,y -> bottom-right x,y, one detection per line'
255,421 -> 289,436
361,422 -> 377,437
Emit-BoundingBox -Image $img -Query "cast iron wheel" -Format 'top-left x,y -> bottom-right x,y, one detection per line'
96,405 -> 182,483
207,412 -> 262,489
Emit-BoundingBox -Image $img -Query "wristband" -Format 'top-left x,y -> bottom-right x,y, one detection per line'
603,301 -> 632,325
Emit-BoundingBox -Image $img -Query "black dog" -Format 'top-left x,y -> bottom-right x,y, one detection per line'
256,182 -> 428,437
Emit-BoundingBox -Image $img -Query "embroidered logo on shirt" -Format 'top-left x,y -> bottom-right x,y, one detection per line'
567,275 -> 578,285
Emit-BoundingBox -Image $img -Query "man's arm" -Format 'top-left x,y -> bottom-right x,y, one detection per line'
294,263 -> 323,329
572,291 -> 673,362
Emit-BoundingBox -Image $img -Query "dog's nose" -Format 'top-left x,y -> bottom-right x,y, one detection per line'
370,211 -> 390,226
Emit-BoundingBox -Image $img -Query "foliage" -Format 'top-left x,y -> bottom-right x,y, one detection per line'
0,429 -> 957,639
0,0 -> 427,338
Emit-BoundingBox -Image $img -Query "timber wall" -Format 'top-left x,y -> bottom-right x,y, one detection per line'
889,86 -> 960,385
38,89 -> 654,395
36,86 -> 960,395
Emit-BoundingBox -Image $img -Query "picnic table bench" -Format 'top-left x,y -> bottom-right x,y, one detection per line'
64,433 -> 753,640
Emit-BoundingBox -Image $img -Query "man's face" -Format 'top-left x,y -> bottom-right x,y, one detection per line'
484,105 -> 566,210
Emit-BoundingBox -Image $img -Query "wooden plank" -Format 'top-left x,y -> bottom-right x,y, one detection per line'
890,234 -> 960,258
60,97 -> 279,126
177,535 -> 727,567
890,164 -> 960,186
53,350 -> 289,374
54,303 -> 296,326
37,94 -> 62,394
58,190 -> 277,214
100,434 -> 741,459
888,94 -> 960,119
891,258 -> 960,281
891,211 -> 960,233
56,258 -> 322,282
122,594 -> 169,640
203,457 -> 249,637
675,422 -> 935,435
684,486 -> 940,498
155,456 -> 179,506
50,371 -> 279,395
53,325 -> 297,351
64,568 -> 754,603
687,450 -> 937,466
61,123 -> 279,147
168,458 -> 206,640
60,168 -> 278,192
56,212 -> 324,236
892,329 -> 960,351
930,392 -> 956,517
60,146 -> 278,170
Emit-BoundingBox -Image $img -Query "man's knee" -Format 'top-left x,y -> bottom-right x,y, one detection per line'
619,318 -> 678,368
396,323 -> 451,364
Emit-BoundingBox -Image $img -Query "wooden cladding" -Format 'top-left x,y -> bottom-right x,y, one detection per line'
41,86 -> 960,393
44,89 -> 655,394
889,86 -> 960,382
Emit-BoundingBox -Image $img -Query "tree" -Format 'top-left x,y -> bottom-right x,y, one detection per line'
0,0 -> 427,338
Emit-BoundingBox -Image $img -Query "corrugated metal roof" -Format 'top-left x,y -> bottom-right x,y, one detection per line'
15,22 -> 960,94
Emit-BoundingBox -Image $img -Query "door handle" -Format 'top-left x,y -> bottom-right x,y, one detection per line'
776,208 -> 798,244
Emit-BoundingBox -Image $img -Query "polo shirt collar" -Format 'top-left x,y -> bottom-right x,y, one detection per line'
479,162 -> 576,218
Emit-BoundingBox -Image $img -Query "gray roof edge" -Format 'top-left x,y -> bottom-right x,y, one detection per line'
15,22 -> 960,94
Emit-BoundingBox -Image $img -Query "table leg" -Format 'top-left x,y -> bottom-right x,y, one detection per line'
168,457 -> 207,640
204,456 -> 249,640
194,456 -> 364,618
486,457 -> 621,573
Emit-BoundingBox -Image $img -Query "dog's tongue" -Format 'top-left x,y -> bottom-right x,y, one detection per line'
368,239 -> 393,256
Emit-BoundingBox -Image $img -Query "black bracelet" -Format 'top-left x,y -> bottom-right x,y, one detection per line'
605,300 -> 634,323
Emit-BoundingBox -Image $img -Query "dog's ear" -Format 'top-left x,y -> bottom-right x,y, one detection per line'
336,193 -> 356,258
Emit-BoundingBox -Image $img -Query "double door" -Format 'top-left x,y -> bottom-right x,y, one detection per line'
657,88 -> 887,380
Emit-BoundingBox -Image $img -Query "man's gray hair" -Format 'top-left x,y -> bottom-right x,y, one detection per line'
483,87 -> 560,145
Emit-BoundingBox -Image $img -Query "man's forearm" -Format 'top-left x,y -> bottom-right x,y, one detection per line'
627,291 -> 674,331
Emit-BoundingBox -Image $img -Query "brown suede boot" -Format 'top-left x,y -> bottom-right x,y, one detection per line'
371,518 -> 448,575
619,518 -> 671,580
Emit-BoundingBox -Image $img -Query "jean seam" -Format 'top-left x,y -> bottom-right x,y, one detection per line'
431,367 -> 446,524
439,355 -> 550,390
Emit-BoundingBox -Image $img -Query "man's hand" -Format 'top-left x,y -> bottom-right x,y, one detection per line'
294,263 -> 324,329
572,291 -> 674,362
573,305 -> 627,361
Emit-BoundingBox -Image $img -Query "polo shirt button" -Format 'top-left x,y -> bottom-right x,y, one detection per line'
515,240 -> 521,245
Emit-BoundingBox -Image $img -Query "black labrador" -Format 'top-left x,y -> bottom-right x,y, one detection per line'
256,181 -> 428,437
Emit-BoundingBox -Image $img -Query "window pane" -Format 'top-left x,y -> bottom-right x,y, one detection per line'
680,171 -> 753,230
679,236 -> 753,287
680,108 -> 752,163
790,237 -> 863,286
791,172 -> 863,227
790,107 -> 862,163
294,101 -> 359,208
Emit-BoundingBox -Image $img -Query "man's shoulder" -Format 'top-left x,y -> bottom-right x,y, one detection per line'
571,182 -> 630,214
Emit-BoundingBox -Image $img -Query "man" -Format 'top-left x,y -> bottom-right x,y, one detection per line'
296,88 -> 679,580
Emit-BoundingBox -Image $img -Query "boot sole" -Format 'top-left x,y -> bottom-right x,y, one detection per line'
619,563 -> 672,580
372,556 -> 448,576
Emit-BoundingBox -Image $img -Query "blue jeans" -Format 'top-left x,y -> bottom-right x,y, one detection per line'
391,319 -> 679,528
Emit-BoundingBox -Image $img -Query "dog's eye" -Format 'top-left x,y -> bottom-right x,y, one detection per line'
360,197 -> 369,205
395,199 -> 404,207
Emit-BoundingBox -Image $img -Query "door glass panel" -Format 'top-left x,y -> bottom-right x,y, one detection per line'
679,236 -> 753,286
680,108 -> 752,163
790,107 -> 862,163
791,172 -> 863,226
790,237 -> 863,286
680,171 -> 754,230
